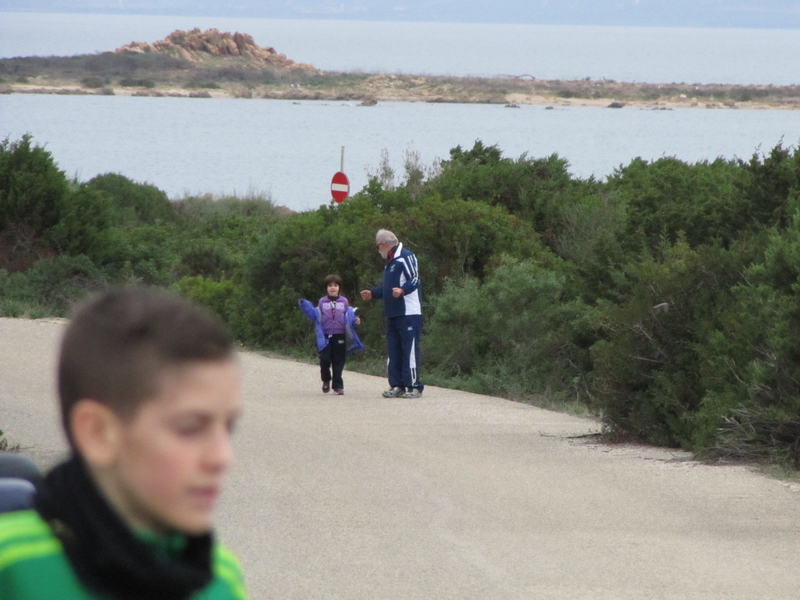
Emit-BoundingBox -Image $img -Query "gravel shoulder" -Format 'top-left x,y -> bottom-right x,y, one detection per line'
1,317 -> 798,599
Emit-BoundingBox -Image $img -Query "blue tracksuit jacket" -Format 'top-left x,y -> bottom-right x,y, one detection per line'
369,243 -> 423,391
369,243 -> 422,318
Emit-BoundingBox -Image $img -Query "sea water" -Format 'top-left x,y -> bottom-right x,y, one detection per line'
2,94 -> 799,211
1,13 -> 800,210
1,12 -> 800,85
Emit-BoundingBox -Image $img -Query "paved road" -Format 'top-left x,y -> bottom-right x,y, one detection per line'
1,317 -> 799,599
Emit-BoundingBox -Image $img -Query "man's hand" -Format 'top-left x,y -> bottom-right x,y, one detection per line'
392,287 -> 404,298
360,290 -> 372,300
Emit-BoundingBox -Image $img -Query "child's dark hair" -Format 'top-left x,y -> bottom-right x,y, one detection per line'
324,274 -> 343,287
58,287 -> 234,448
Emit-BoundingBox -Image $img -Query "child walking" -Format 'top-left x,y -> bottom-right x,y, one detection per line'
298,274 -> 363,395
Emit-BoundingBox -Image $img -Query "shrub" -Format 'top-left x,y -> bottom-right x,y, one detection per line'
0,135 -> 69,235
46,185 -> 115,260
693,223 -> 800,465
240,209 -> 356,347
0,135 -> 71,271
81,76 -> 106,88
589,239 -> 746,447
0,255 -> 106,316
738,143 -> 800,231
399,194 -> 556,293
178,242 -> 236,280
546,188 -> 628,301
185,80 -> 221,89
101,223 -> 182,285
118,78 -> 155,88
606,156 -> 750,252
174,275 -> 241,326
425,258 -> 592,403
86,173 -> 175,225
4,136 -> 800,468
428,141 -> 582,231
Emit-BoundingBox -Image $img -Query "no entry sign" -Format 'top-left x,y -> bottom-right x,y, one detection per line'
331,171 -> 350,203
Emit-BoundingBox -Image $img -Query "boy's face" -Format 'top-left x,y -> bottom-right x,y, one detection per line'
100,359 -> 241,535
327,282 -> 340,297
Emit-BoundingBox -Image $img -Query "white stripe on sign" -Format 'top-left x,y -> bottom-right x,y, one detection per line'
331,183 -> 349,192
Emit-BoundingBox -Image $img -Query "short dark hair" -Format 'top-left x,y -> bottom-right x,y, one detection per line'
58,287 -> 234,448
323,274 -> 343,287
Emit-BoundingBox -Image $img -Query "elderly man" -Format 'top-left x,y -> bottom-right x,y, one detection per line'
361,229 -> 424,398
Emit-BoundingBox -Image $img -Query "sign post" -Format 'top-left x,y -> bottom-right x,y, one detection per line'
331,171 -> 349,203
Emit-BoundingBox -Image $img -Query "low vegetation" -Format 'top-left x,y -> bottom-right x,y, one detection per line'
2,135 -> 800,470
2,51 -> 799,106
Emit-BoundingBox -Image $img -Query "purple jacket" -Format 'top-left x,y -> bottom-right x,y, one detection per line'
298,296 -> 364,355
318,295 -> 348,335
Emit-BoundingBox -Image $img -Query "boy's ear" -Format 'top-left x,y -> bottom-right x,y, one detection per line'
71,399 -> 122,467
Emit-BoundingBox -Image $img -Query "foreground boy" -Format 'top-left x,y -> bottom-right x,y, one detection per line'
0,288 -> 247,599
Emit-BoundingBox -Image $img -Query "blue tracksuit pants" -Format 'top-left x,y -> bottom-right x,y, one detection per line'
385,314 -> 423,391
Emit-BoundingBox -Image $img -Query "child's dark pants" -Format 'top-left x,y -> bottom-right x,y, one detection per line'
320,333 -> 346,390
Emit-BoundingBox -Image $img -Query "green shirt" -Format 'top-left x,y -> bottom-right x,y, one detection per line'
0,510 -> 247,600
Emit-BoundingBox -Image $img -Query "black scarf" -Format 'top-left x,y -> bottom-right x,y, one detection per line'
34,455 -> 214,600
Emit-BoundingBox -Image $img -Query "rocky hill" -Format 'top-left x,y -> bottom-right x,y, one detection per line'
115,28 -> 317,73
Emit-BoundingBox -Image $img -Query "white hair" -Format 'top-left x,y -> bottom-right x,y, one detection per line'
376,229 -> 398,244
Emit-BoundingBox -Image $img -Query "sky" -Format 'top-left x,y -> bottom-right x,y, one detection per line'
1,0 -> 799,29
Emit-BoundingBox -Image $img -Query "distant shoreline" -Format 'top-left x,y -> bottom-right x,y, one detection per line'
2,27 -> 798,110
3,78 -> 800,111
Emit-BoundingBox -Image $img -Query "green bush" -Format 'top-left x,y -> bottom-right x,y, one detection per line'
81,76 -> 106,88
119,78 -> 155,88
103,223 -> 182,285
3,134 -> 800,467
86,173 -> 175,225
0,135 -> 69,237
589,239 -> 747,447
738,143 -> 800,231
426,258 -> 592,403
240,209 -> 354,347
429,141 -> 585,230
606,156 -> 750,252
174,275 -> 241,326
0,135 -> 74,271
238,189 -> 557,349
178,242 -> 236,281
0,255 -> 106,317
185,80 -> 221,89
693,222 -> 800,465
0,52 -> 190,81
